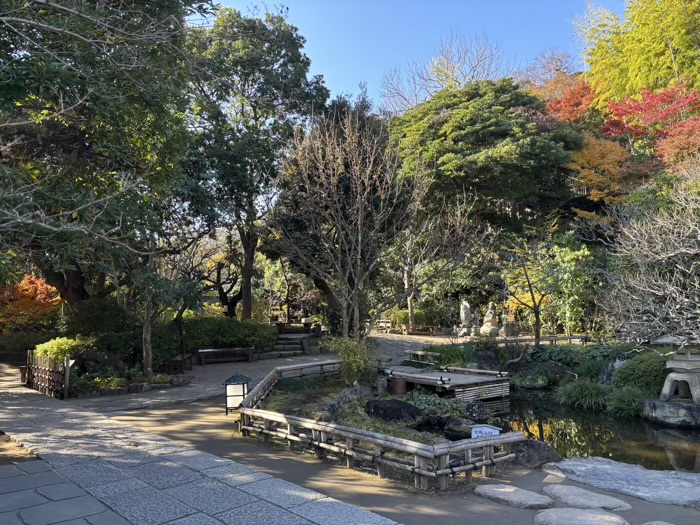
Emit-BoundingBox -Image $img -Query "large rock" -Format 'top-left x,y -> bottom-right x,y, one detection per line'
463,400 -> 488,423
535,508 -> 628,525
315,384 -> 372,422
542,457 -> 700,508
364,399 -> 423,423
641,398 -> 700,428
474,484 -> 554,509
542,485 -> 631,511
73,350 -> 127,376
512,439 -> 561,469
443,417 -> 475,440
600,353 -> 635,385
474,350 -> 500,370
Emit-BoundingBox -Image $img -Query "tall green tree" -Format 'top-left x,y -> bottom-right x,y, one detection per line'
392,79 -> 583,229
579,0 -> 700,103
0,0 -> 210,303
186,8 -> 328,320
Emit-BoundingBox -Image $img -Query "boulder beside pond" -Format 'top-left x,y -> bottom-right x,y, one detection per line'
511,439 -> 561,469
464,399 -> 488,423
365,399 -> 423,423
443,417 -> 475,440
73,350 -> 127,376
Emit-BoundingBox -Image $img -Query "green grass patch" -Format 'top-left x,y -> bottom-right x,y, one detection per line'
263,375 -> 346,418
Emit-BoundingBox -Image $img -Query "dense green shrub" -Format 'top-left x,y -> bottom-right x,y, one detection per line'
514,361 -> 571,389
182,317 -> 276,352
149,374 -> 171,385
420,344 -> 474,367
35,337 -> 93,359
607,386 -> 644,417
390,309 -> 427,328
556,380 -> 609,412
322,337 -> 376,385
406,393 -> 464,419
61,298 -> 139,337
612,352 -> 667,395
575,359 -> 606,381
0,331 -> 57,355
530,345 -> 585,368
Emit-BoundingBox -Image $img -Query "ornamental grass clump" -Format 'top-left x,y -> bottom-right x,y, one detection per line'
606,386 -> 645,417
555,380 -> 608,412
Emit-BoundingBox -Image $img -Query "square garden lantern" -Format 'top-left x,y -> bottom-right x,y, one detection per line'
223,373 -> 251,415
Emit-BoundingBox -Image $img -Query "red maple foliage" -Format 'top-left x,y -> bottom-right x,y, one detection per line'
547,77 -> 596,123
0,275 -> 62,332
603,86 -> 700,139
657,116 -> 700,164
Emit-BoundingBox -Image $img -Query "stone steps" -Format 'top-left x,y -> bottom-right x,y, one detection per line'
258,350 -> 305,360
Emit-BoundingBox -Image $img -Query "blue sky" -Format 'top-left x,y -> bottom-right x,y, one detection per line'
219,1 -> 625,103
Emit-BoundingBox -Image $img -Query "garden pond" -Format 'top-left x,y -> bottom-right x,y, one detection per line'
502,390 -> 700,473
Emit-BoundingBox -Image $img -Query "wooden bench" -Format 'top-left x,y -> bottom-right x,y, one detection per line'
166,354 -> 193,375
405,350 -> 441,364
198,347 -> 255,366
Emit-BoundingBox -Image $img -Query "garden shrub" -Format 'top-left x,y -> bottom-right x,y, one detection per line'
420,344 -> 474,367
607,386 -> 644,417
322,337 -> 377,385
149,374 -> 171,385
181,317 -> 276,352
406,392 -> 464,419
35,337 -> 94,360
575,359 -> 606,381
0,331 -> 58,355
60,298 -> 139,337
612,352 -> 667,395
389,309 -> 437,328
556,380 -> 609,412
530,345 -> 586,368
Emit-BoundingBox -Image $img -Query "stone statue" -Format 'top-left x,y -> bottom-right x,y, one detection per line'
459,301 -> 471,328
480,302 -> 500,337
471,311 -> 480,336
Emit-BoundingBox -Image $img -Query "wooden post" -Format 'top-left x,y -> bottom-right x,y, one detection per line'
464,449 -> 473,482
263,420 -> 271,443
415,456 -> 429,490
287,424 -> 294,450
312,430 -> 324,459
482,446 -> 493,477
63,356 -> 71,399
375,446 -> 385,478
437,454 -> 448,490
346,438 -> 355,469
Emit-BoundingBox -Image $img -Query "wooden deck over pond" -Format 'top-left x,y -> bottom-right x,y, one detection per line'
385,366 -> 510,409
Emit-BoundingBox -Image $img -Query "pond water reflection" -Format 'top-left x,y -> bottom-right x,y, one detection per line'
498,390 -> 700,472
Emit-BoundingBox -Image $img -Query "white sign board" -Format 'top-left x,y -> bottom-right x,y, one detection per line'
470,424 -> 502,439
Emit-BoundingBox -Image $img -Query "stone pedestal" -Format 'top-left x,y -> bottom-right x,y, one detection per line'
641,398 -> 700,428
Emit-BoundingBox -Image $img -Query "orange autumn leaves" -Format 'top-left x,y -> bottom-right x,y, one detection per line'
0,276 -> 61,332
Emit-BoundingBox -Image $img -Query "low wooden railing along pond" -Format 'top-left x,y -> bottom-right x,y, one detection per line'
237,361 -> 525,490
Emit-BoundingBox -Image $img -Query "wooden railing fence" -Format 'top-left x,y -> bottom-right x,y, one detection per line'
26,350 -> 70,399
238,360 -> 525,490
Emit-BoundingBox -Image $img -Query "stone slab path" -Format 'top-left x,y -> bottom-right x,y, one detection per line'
534,508 -> 629,525
543,457 -> 700,509
474,484 -> 554,509
0,383 -> 398,525
542,485 -> 632,511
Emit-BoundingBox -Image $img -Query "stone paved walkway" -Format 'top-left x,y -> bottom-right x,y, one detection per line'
0,377 -> 398,525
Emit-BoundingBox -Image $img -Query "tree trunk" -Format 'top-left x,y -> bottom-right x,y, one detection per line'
142,299 -> 154,378
238,225 -> 257,321
313,278 -> 342,335
34,256 -> 90,305
533,307 -> 542,348
404,269 -> 415,331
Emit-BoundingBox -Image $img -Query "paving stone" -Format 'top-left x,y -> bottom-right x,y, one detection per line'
85,510 -> 133,525
15,460 -> 53,474
0,470 -> 65,494
104,449 -> 160,469
217,471 -> 272,487
57,459 -> 129,488
165,513 -> 224,525
237,478 -> 326,509
202,462 -> 260,479
543,484 -> 632,511
0,510 -> 25,525
19,495 -> 106,525
36,482 -> 87,501
215,500 -> 312,525
38,452 -> 96,468
164,479 -> 259,514
53,520 -> 89,525
535,508 -> 629,525
163,450 -> 230,471
0,464 -> 24,478
85,478 -> 149,499
127,460 -> 202,489
291,498 -> 397,525
0,488 -> 49,512
475,484 -> 555,509
641,522 -> 677,525
99,486 -> 195,525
